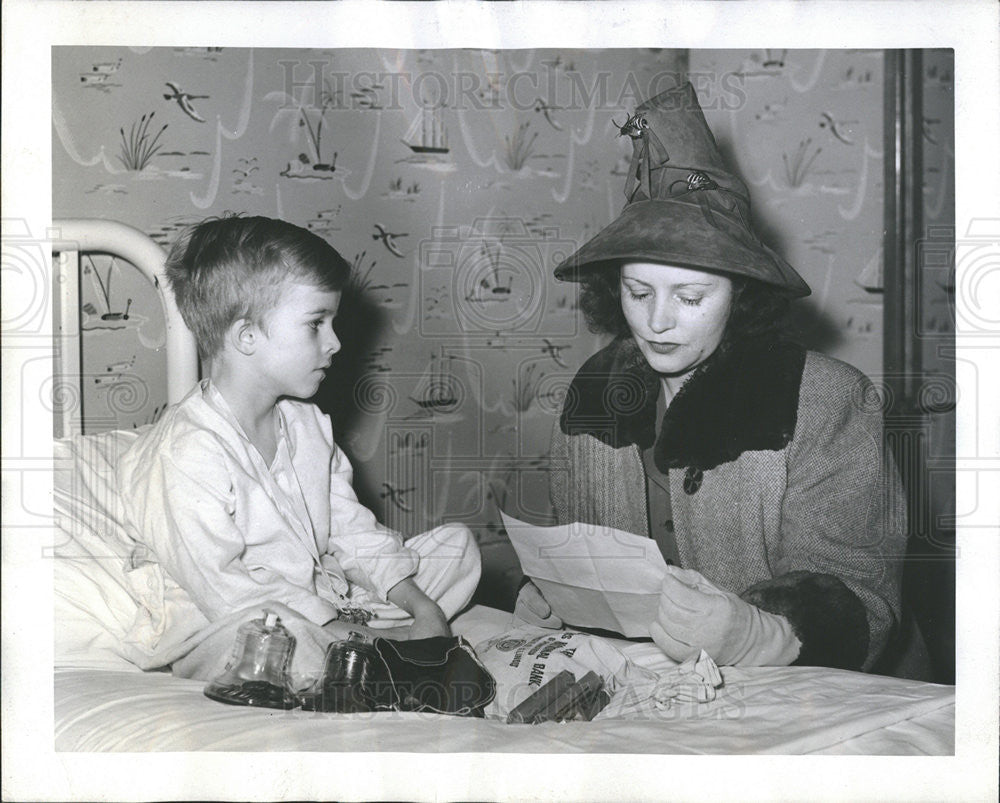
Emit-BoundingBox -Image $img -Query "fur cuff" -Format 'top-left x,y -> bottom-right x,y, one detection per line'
741,571 -> 870,671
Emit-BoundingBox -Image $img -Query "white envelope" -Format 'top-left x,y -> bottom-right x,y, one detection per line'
500,510 -> 668,638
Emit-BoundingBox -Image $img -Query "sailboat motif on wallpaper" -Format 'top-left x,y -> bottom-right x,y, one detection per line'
409,347 -> 460,414
402,105 -> 450,154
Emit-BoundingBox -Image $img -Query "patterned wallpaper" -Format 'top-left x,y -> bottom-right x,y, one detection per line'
52,47 -> 897,547
689,48 -> 887,377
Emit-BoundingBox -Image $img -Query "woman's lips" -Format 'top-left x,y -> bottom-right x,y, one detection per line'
647,342 -> 681,354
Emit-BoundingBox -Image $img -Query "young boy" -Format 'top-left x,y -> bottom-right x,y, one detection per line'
117,216 -> 480,639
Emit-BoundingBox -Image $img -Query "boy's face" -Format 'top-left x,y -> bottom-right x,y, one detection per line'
254,282 -> 342,400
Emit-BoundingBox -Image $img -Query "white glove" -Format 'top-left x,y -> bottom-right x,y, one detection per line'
649,566 -> 801,667
512,580 -> 563,629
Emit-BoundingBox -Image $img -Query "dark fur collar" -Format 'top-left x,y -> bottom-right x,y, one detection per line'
560,337 -> 806,471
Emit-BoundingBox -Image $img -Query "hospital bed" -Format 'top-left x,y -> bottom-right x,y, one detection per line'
50,219 -> 954,756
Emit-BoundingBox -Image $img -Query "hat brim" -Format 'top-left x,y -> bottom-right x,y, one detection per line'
553,200 -> 811,298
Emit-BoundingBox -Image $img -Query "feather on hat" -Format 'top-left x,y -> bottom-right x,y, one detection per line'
553,82 -> 810,297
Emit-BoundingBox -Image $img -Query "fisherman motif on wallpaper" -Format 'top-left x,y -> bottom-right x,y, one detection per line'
54,47 -> 934,561
274,78 -> 341,179
79,57 -> 122,93
81,255 -> 133,326
73,252 -> 166,430
417,217 -> 576,341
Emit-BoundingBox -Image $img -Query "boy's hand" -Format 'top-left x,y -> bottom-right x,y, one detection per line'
322,618 -> 368,641
407,601 -> 452,640
386,576 -> 452,640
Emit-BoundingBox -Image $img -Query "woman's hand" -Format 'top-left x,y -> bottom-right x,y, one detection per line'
386,577 -> 452,640
513,580 -> 563,629
649,566 -> 801,666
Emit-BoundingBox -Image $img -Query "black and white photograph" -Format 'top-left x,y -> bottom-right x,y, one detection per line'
2,2 -> 998,801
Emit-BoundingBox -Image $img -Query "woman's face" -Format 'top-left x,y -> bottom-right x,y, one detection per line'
620,261 -> 734,379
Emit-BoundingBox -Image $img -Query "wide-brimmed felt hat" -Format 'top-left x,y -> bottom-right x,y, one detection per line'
554,82 -> 810,297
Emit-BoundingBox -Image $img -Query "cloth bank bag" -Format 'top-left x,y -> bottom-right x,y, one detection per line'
369,636 -> 496,716
302,634 -> 496,717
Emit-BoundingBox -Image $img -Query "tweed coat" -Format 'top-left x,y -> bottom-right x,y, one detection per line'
549,337 -> 907,671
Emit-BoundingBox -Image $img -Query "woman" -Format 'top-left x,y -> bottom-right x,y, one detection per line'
518,83 -> 907,672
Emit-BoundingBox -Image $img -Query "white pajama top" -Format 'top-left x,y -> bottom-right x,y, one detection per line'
117,380 -> 418,625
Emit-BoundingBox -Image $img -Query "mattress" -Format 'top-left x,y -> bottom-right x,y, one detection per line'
54,606 -> 954,755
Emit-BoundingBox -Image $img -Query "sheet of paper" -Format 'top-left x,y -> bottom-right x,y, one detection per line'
501,511 -> 668,638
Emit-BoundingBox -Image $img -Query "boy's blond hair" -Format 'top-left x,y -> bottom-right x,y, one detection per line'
165,216 -> 350,360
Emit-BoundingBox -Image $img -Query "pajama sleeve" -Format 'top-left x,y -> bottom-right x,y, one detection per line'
120,430 -> 341,626
318,420 -> 419,602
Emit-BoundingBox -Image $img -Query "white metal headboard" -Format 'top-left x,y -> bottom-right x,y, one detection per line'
51,218 -> 199,436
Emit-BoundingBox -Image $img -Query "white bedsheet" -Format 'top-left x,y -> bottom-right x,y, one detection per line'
54,606 -> 954,755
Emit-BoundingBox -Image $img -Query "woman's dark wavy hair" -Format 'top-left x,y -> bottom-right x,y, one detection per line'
577,263 -> 797,353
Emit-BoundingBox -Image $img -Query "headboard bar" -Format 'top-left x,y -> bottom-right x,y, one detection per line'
52,218 -> 199,408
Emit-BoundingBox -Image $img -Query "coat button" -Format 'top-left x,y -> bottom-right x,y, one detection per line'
683,467 -> 703,495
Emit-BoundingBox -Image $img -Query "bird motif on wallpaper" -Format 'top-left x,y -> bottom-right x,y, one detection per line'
372,224 -> 408,258
163,82 -> 209,123
818,112 -> 855,145
540,339 -> 569,368
380,483 -> 416,512
533,99 -> 564,131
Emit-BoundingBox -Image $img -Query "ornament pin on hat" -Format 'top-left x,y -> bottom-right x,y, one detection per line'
554,82 -> 810,297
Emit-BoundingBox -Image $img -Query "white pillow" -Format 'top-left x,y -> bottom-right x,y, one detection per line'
53,427 -> 186,670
